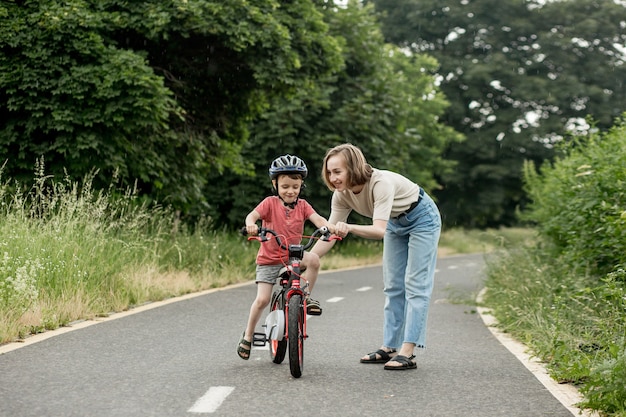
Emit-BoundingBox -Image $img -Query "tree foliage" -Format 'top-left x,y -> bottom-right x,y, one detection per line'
0,0 -> 342,212
367,0 -> 626,227
1,1 -> 181,188
1,1 -> 459,226
522,114 -> 626,277
204,1 -> 462,227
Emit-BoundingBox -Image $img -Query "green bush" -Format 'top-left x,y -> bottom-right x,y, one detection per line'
484,115 -> 626,416
522,115 -> 626,277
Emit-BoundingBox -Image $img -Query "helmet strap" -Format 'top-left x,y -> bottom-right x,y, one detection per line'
282,198 -> 298,209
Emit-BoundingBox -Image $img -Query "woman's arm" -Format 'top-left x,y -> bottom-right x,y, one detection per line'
311,218 -> 387,258
336,219 -> 387,240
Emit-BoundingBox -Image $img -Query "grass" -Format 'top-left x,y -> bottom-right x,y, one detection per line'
438,226 -> 537,255
483,244 -> 626,416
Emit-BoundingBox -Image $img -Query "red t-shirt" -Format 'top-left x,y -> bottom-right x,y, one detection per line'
254,196 -> 316,265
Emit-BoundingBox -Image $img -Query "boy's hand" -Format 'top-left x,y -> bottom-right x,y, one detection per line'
246,224 -> 259,236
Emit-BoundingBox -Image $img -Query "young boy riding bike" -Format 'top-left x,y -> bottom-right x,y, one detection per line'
237,155 -> 333,360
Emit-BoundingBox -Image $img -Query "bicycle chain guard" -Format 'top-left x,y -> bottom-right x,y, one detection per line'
262,309 -> 285,342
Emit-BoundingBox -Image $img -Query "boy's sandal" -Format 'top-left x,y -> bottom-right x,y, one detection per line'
306,298 -> 322,316
383,354 -> 417,370
237,333 -> 251,360
360,348 -> 397,364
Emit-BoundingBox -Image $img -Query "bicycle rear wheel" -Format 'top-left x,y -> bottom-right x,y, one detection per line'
288,294 -> 305,378
269,290 -> 287,364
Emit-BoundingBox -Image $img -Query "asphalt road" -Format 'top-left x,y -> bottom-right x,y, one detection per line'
0,254 -> 577,417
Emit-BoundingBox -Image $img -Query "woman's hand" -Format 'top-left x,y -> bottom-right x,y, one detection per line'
335,219 -> 386,240
333,221 -> 350,238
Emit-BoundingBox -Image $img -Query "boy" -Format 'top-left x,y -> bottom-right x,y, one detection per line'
237,155 -> 332,360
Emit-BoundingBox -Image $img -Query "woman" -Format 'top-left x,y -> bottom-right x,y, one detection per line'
312,143 -> 441,370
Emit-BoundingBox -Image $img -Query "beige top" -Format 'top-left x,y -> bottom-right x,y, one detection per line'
328,169 -> 421,223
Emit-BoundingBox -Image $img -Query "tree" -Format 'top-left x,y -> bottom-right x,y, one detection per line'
204,1 -> 462,227
367,0 -> 626,227
0,1 -> 182,193
0,0 -> 343,213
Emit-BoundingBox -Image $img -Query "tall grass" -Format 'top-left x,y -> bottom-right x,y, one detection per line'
438,227 -> 537,255
484,247 -> 626,416
0,163 -> 259,343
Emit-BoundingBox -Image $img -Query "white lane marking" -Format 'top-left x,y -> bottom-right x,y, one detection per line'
356,286 -> 372,292
448,265 -> 458,269
326,297 -> 344,303
188,386 -> 235,414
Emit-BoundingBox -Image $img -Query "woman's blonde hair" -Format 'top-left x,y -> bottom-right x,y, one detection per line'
321,143 -> 373,190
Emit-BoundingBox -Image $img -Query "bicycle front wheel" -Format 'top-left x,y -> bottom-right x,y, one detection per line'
269,290 -> 287,364
288,294 -> 305,378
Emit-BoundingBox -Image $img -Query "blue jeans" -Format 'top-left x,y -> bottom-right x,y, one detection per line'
382,191 -> 441,350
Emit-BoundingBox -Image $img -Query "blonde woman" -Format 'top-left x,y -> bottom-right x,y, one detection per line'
312,144 -> 441,370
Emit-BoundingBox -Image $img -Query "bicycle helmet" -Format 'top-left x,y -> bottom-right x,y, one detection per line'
268,154 -> 308,180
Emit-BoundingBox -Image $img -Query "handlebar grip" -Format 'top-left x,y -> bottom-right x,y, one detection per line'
240,227 -> 248,236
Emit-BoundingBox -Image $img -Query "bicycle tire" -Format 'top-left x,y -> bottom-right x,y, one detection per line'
288,294 -> 304,378
269,290 -> 287,364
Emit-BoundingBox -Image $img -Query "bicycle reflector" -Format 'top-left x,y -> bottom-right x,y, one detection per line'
263,310 -> 285,341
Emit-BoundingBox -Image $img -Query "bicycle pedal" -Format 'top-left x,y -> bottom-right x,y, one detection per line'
252,332 -> 267,346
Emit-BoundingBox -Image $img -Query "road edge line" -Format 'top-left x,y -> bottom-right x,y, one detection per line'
0,281 -> 255,355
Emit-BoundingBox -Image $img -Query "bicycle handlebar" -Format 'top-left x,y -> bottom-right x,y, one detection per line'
240,226 -> 341,251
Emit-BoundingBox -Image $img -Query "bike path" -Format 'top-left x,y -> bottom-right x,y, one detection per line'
0,253 -> 593,416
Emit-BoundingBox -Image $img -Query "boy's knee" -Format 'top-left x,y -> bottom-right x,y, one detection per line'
254,296 -> 270,309
305,252 -> 320,269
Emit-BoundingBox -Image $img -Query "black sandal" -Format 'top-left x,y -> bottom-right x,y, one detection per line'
360,348 -> 397,364
384,354 -> 416,370
306,297 -> 323,316
237,333 -> 251,360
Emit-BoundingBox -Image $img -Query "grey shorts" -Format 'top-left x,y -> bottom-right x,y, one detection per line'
255,264 -> 284,284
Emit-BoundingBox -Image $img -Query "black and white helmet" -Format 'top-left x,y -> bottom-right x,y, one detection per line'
268,155 -> 308,180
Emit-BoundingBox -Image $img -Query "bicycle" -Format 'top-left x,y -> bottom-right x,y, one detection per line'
242,226 -> 341,378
